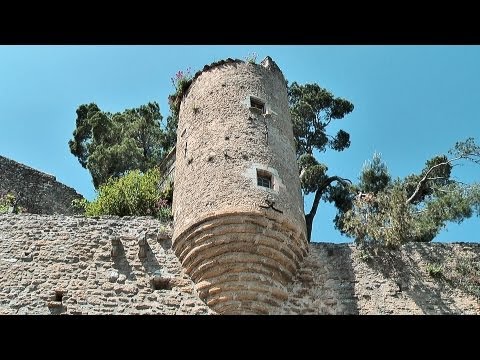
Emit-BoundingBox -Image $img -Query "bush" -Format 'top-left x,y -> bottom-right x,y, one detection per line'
74,168 -> 172,220
358,249 -> 373,262
426,263 -> 443,278
0,192 -> 26,214
168,68 -> 194,117
245,52 -> 257,64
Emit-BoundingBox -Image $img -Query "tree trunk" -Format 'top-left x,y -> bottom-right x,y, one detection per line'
305,176 -> 351,242
305,213 -> 314,242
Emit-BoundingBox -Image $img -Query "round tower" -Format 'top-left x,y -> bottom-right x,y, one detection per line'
172,57 -> 308,314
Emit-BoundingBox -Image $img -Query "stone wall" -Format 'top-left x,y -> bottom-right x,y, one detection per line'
0,214 -> 212,315
0,155 -> 83,215
276,243 -> 480,315
0,214 -> 478,315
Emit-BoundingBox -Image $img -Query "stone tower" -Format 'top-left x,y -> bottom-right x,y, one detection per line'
172,57 -> 308,314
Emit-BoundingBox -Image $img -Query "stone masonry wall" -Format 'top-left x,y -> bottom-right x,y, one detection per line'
0,155 -> 83,215
0,214 -> 478,315
0,214 -> 212,315
276,243 -> 480,315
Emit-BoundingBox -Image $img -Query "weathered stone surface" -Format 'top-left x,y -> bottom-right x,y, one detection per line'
172,57 -> 308,314
0,214 -> 213,315
0,155 -> 82,215
1,214 -> 478,315
109,270 -> 119,283
274,243 -> 480,315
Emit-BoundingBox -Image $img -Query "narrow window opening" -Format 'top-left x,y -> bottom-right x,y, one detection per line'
55,290 -> 64,302
152,277 -> 172,291
257,169 -> 273,189
250,97 -> 265,114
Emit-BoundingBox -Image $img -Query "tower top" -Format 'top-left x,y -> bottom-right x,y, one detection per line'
189,56 -> 284,92
170,56 -> 286,116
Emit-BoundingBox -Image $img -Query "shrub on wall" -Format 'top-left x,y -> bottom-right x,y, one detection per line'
0,192 -> 26,214
72,168 -> 172,220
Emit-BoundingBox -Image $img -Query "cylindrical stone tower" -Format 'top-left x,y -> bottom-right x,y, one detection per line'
172,57 -> 308,314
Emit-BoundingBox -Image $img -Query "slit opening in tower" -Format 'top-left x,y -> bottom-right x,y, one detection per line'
54,290 -> 64,302
257,169 -> 273,189
250,96 -> 266,114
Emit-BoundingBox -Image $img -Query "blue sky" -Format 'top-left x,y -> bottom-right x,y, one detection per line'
1,45 -> 479,243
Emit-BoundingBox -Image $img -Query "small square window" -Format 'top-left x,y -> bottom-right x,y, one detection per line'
250,97 -> 265,114
257,169 -> 272,189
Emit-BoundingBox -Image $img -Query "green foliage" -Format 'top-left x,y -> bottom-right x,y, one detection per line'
359,152 -> 391,194
449,137 -> 480,163
289,81 -> 354,241
171,68 -> 193,95
163,112 -> 178,154
0,193 -> 26,214
69,102 -> 173,189
160,179 -> 174,204
0,193 -> 15,214
165,68 -> 196,153
298,154 -> 328,194
321,160 -> 386,240
71,198 -> 89,213
330,153 -> 392,239
358,249 -> 373,262
453,255 -> 480,298
245,52 -> 257,64
168,68 -> 194,119
342,182 -> 410,247
325,183 -> 357,235
76,168 -> 172,220
404,155 -> 453,204
426,263 -> 443,278
288,82 -> 354,157
341,139 -> 480,247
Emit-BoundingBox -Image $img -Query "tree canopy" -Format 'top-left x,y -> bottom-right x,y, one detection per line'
340,138 -> 480,247
69,102 -> 174,189
288,81 -> 480,246
288,81 -> 354,241
68,66 -> 479,247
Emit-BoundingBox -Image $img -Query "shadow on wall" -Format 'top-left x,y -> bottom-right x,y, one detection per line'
362,243 -> 474,314
111,237 -> 165,281
319,244 -> 359,315
112,241 -> 137,281
280,243 -> 359,315
140,240 -> 162,275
